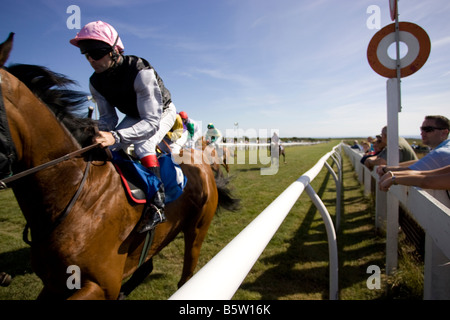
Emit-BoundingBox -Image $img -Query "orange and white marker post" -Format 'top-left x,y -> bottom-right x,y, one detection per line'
366,0 -> 431,275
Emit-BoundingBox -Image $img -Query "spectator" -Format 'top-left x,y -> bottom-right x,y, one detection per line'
360,141 -> 371,154
364,126 -> 418,170
350,140 -> 362,150
361,135 -> 385,165
367,136 -> 375,153
377,115 -> 450,175
379,164 -> 450,191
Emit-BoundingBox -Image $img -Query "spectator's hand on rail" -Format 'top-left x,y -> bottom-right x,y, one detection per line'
376,165 -> 387,177
379,171 -> 395,191
364,157 -> 375,170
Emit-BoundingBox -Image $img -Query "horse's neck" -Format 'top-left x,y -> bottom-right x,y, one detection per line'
4,71 -> 86,219
4,71 -> 80,165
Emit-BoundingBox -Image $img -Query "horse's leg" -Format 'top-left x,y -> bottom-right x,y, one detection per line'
178,214 -> 214,288
223,149 -> 230,174
68,265 -> 125,300
224,154 -> 230,174
67,281 -> 111,300
118,258 -> 154,299
178,230 -> 202,288
221,162 -> 229,174
38,281 -> 110,300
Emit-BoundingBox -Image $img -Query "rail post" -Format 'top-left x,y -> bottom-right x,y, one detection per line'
305,184 -> 339,300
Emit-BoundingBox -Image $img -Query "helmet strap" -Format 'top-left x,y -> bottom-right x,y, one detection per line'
109,35 -> 122,69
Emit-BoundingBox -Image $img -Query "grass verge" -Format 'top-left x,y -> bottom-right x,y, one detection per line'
0,141 -> 423,299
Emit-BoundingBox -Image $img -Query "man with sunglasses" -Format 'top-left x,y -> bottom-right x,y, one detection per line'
70,21 -> 177,233
376,115 -> 450,176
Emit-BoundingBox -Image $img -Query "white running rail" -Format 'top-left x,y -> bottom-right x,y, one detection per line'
169,143 -> 342,300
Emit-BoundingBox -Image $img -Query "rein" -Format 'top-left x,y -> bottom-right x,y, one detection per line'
0,142 -> 101,245
1,143 -> 100,245
0,142 -> 101,189
22,151 -> 94,245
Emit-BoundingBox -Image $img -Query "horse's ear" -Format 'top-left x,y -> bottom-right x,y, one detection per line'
0,33 -> 14,67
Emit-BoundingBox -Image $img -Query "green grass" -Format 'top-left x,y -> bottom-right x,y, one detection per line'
0,141 -> 423,300
0,188 -> 42,299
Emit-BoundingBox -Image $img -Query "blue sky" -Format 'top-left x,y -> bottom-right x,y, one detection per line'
1,0 -> 449,138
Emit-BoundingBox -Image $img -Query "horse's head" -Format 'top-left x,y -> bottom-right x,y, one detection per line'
0,33 -> 13,68
0,33 -> 17,180
0,33 -> 105,181
201,137 -> 212,150
0,110 -> 16,180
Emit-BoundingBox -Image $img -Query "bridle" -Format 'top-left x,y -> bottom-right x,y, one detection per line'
0,71 -> 101,244
0,142 -> 100,189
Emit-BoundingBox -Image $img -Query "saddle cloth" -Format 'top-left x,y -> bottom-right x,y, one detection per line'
112,151 -> 187,204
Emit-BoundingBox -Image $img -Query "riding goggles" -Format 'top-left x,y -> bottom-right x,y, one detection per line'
85,48 -> 112,61
78,39 -> 113,61
420,126 -> 447,133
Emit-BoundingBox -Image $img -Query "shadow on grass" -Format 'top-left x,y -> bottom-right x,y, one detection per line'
239,170 -> 333,299
0,247 -> 33,277
239,157 -> 385,300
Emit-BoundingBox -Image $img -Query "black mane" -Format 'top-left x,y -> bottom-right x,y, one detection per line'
6,64 -> 97,147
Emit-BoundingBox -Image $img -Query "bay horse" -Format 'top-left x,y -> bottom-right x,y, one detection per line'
270,143 -> 286,164
0,34 -> 239,299
201,137 -> 231,175
279,144 -> 286,164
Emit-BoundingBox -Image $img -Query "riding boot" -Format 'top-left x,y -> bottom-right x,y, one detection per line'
136,157 -> 167,233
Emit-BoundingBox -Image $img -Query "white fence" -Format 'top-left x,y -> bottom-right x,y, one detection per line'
219,141 -> 324,148
170,143 -> 342,300
343,144 -> 450,300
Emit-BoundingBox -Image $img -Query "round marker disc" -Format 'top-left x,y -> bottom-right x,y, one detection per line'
367,22 -> 431,78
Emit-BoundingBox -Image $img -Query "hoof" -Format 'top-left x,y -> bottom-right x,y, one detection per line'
0,272 -> 12,287
117,292 -> 127,300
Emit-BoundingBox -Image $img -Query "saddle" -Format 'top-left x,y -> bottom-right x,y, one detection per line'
112,150 -> 186,204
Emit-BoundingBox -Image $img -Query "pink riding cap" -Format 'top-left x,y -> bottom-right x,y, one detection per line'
70,21 -> 124,53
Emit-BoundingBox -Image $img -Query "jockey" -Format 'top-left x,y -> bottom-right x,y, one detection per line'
271,132 -> 282,158
205,123 -> 222,148
179,111 -> 201,149
271,132 -> 280,145
70,21 -> 177,233
161,113 -> 186,154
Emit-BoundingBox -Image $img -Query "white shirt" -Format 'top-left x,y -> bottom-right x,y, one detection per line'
91,68 -> 163,144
